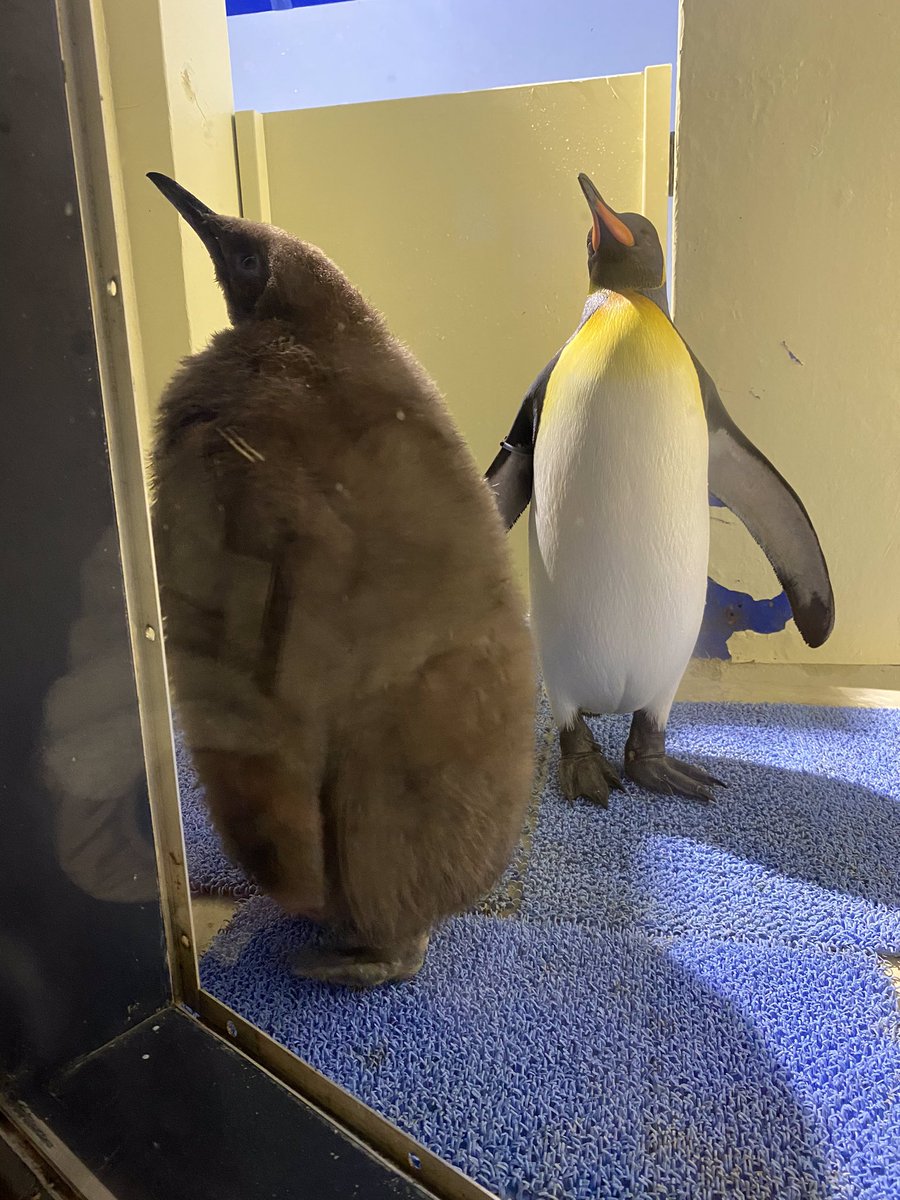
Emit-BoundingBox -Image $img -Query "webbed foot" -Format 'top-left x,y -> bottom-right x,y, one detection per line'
625,708 -> 724,802
291,932 -> 428,988
624,753 -> 723,802
559,716 -> 624,807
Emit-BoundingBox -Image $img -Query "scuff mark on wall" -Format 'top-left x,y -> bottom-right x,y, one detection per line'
181,65 -> 212,140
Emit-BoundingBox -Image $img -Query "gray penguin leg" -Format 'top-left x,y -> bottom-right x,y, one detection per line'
291,928 -> 429,989
624,706 -> 724,802
558,713 -> 624,808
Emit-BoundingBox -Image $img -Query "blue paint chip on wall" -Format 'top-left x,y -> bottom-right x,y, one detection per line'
696,579 -> 793,660
226,0 -> 352,15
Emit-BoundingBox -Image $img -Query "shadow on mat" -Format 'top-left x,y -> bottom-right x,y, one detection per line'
180,734 -> 900,951
200,902 -> 835,1200
523,748 -> 900,948
670,698 -> 892,735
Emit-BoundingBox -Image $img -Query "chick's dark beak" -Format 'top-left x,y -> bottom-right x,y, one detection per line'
147,172 -> 227,271
578,173 -> 635,252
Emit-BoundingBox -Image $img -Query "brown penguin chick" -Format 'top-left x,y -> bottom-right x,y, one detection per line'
146,174 -> 536,987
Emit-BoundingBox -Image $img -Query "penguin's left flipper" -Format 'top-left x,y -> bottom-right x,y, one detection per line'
485,351 -> 561,530
691,349 -> 835,648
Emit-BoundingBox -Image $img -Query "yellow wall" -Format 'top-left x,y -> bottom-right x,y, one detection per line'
674,0 -> 900,665
238,67 -> 672,580
97,0 -> 240,446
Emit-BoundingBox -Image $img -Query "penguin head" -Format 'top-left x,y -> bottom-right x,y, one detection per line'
578,173 -> 665,293
147,172 -> 364,329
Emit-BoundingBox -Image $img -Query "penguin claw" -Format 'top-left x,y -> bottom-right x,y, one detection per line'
291,935 -> 428,989
559,749 -> 624,807
624,754 -> 724,803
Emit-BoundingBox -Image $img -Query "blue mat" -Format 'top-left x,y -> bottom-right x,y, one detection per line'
183,701 -> 900,1198
182,702 -> 900,952
202,904 -> 900,1199
521,703 -> 900,953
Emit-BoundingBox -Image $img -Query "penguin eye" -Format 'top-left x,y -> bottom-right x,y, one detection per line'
236,253 -> 261,276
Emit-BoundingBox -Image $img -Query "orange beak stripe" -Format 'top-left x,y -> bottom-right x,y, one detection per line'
592,198 -> 635,249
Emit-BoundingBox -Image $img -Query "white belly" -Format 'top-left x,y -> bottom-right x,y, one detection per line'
529,325 -> 709,726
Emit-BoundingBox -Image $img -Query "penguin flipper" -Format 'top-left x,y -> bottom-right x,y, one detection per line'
485,440 -> 534,531
485,351 -> 561,530
690,349 -> 835,648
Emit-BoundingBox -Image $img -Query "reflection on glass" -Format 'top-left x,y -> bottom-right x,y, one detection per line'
42,525 -> 157,905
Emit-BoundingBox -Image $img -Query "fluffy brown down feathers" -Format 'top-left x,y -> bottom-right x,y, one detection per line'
151,221 -> 535,975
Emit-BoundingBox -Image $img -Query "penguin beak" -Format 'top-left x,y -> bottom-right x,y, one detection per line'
578,173 -> 635,251
146,172 -> 228,272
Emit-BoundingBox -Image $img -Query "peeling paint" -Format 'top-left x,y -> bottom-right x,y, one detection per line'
780,340 -> 804,366
695,578 -> 792,660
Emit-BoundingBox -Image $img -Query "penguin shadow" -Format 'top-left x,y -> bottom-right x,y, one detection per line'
177,696 -> 900,931
543,716 -> 900,941
648,764 -> 899,911
547,934 -> 835,1200
675,695 -> 890,735
187,700 -> 882,1197
198,901 -> 835,1200
176,700 -> 900,945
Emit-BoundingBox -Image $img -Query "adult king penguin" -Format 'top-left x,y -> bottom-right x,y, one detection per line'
486,173 -> 834,805
147,174 -> 535,986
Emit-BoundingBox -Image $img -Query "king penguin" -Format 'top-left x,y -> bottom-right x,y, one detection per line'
147,173 -> 535,985
486,173 -> 834,805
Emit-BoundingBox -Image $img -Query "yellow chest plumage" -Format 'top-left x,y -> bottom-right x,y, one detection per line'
529,288 -> 711,722
542,290 -> 701,425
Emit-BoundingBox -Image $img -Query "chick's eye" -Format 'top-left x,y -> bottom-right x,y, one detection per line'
238,254 -> 260,274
